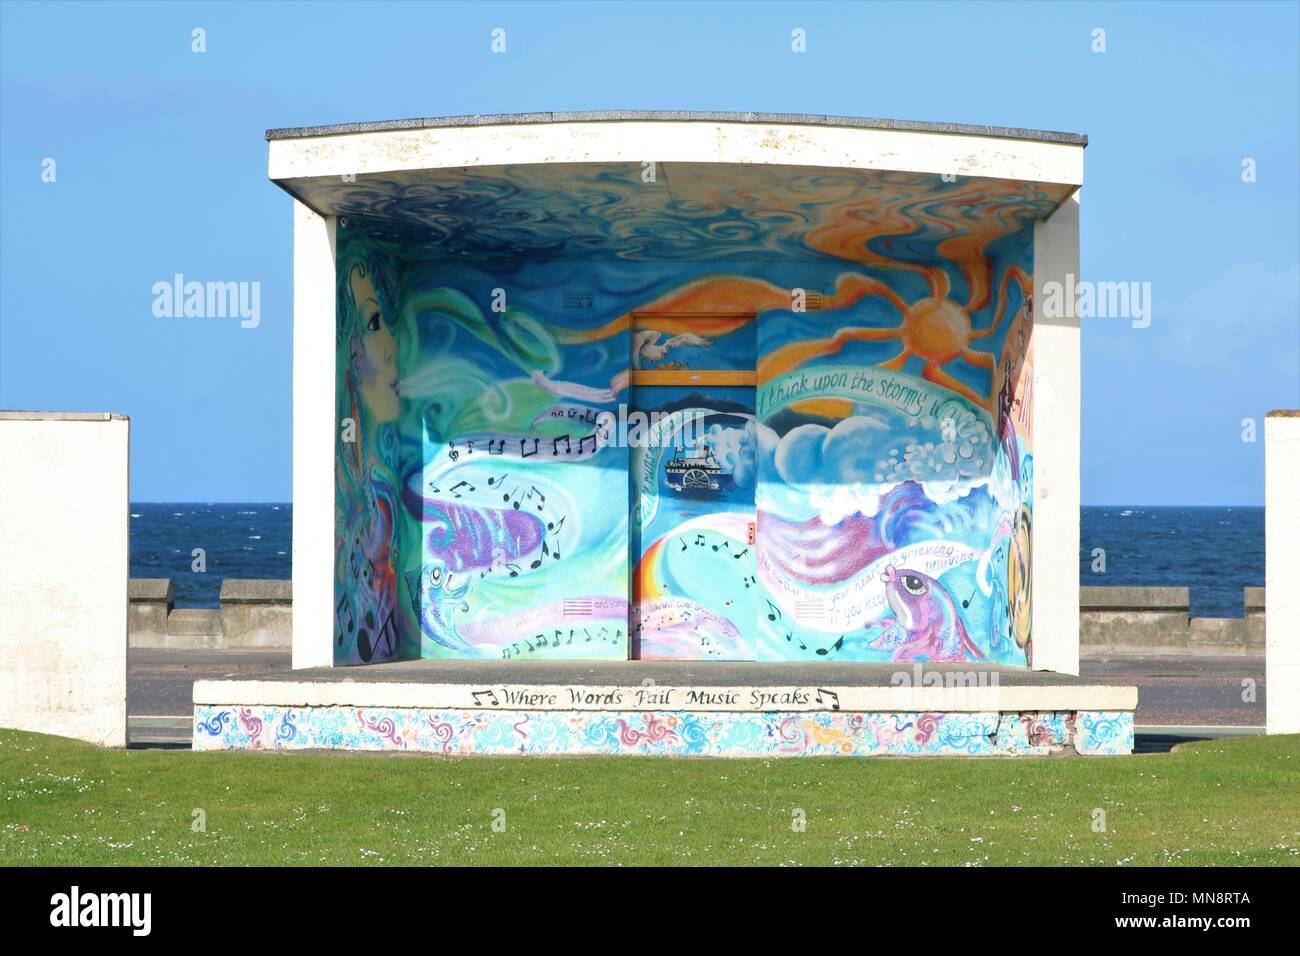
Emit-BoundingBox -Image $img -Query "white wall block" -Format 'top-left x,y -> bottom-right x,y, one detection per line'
1031,193 -> 1082,675
292,202 -> 338,669
1266,411 -> 1300,734
0,413 -> 129,747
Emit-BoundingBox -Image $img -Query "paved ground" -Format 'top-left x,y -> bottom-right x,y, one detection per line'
129,648 -> 290,717
1080,657 -> 1266,728
127,649 -> 1266,748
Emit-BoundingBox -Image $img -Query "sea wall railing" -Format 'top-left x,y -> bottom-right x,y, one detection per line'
129,579 -> 291,650
1079,586 -> 1264,658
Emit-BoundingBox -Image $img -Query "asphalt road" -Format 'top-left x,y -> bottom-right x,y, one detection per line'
1080,657 -> 1266,728
127,649 -> 1266,747
129,648 -> 290,716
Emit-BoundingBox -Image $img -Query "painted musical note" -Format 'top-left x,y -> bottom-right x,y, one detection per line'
357,608 -> 398,662
815,688 -> 841,712
450,480 -> 475,498
334,593 -> 354,642
766,600 -> 781,621
816,634 -> 847,658
471,689 -> 500,707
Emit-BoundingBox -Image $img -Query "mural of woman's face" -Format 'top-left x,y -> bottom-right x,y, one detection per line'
349,266 -> 400,422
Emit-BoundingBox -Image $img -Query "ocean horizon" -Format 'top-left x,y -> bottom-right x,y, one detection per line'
129,503 -> 1265,618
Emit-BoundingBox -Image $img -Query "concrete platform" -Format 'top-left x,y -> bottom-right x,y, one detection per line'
194,661 -> 1136,757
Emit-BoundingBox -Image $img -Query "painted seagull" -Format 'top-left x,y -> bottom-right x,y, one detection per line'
633,330 -> 714,369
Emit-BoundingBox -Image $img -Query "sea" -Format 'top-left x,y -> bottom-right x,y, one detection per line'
130,504 -> 1265,618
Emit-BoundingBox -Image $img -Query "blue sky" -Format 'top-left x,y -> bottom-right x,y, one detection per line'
1,0 -> 1296,504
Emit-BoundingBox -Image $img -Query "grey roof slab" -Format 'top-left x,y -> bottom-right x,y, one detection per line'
266,110 -> 1087,147
227,659 -> 1108,688
0,410 -> 127,421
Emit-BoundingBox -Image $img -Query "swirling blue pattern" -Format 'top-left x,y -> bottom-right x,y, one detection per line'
192,705 -> 1130,756
1075,711 -> 1135,755
276,709 -> 298,744
195,710 -> 231,737
297,165 -> 1066,270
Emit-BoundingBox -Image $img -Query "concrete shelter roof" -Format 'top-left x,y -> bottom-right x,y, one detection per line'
266,110 -> 1088,147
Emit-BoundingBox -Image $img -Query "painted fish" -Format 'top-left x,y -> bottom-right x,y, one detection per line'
405,560 -> 472,651
868,564 -> 984,662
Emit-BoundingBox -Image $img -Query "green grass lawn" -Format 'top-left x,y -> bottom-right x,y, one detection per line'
2,729 -> 1298,866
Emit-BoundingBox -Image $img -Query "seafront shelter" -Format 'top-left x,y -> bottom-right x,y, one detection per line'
192,112 -> 1137,756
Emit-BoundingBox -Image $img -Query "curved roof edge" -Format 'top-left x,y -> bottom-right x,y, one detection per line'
265,110 -> 1088,147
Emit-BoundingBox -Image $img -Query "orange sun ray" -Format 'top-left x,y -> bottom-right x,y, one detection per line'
970,265 -> 1031,341
922,363 -> 988,410
758,324 -> 902,383
878,350 -> 912,371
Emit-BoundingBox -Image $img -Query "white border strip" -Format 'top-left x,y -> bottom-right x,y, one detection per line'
194,678 -> 1136,713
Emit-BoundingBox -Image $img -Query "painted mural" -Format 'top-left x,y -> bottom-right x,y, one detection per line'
391,249 -> 634,662
194,705 -> 1134,756
333,234 -> 403,665
632,385 -> 759,659
753,246 -> 1036,664
330,163 -> 1051,665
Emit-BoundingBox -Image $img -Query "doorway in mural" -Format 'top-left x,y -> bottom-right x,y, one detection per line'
629,313 -> 759,660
